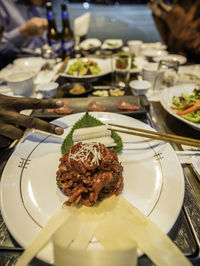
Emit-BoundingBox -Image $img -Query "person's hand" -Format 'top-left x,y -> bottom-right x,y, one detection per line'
147,1 -> 172,18
19,17 -> 48,39
0,94 -> 64,148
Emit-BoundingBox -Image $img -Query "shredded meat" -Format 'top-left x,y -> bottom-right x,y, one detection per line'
56,142 -> 123,206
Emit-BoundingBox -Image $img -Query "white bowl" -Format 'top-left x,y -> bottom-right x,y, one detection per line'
5,71 -> 34,97
80,38 -> 102,50
142,49 -> 168,58
37,82 -> 59,98
129,80 -> 151,95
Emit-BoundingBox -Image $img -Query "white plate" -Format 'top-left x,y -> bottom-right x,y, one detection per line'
0,112 -> 185,264
141,42 -> 167,51
131,56 -> 148,73
142,49 -> 168,58
160,83 -> 200,131
177,65 -> 200,84
101,39 -> 123,50
80,38 -> 102,50
13,57 -> 45,75
153,54 -> 187,65
60,57 -> 111,79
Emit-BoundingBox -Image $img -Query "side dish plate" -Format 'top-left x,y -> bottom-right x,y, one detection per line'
59,58 -> 111,79
160,83 -> 200,131
0,112 -> 184,264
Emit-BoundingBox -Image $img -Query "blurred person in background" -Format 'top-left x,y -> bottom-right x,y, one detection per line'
147,0 -> 200,64
0,0 -> 47,69
0,17 -> 64,149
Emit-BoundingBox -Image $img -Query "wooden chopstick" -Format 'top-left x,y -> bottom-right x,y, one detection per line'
108,123 -> 200,148
51,56 -> 70,82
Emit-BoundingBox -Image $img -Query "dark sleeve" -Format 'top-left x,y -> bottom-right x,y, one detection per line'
164,5 -> 200,57
152,15 -> 171,46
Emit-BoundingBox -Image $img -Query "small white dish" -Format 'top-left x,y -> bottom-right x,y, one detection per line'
141,42 -> 167,51
80,38 -> 102,50
129,80 -> 151,95
142,49 -> 168,58
153,54 -> 187,65
37,82 -> 59,98
13,57 -> 45,75
102,39 -> 123,50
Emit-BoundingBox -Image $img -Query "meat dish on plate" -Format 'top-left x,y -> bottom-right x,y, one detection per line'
56,142 -> 123,206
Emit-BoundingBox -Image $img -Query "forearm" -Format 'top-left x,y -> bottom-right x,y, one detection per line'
152,15 -> 171,46
0,27 -> 26,54
164,5 -> 200,56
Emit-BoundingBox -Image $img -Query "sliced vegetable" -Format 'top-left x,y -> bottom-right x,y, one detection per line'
61,112 -> 123,155
177,102 -> 200,115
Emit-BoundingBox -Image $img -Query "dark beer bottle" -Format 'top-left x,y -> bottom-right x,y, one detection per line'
61,3 -> 74,57
46,1 -> 61,55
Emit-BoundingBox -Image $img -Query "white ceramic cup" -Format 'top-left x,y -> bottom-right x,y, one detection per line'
127,40 -> 142,56
5,71 -> 34,97
37,82 -> 59,98
142,63 -> 164,91
129,80 -> 151,95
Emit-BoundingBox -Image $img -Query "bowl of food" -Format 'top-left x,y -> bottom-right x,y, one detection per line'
60,82 -> 93,97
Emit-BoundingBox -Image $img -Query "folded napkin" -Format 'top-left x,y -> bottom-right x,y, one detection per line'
74,12 -> 91,37
176,151 -> 200,179
175,151 -> 200,164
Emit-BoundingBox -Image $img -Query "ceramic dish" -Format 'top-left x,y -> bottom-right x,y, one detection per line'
13,57 -> 45,75
80,38 -> 102,51
141,42 -> 167,51
160,83 -> 200,131
101,39 -> 123,50
60,82 -> 93,97
129,80 -> 151,95
142,49 -> 168,58
0,112 -> 185,264
60,58 -> 111,79
153,54 -> 187,65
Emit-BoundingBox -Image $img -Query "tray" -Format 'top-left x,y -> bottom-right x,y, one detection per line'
31,95 -> 147,119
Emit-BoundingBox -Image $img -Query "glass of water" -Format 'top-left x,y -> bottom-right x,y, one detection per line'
158,59 -> 179,87
112,53 -> 132,90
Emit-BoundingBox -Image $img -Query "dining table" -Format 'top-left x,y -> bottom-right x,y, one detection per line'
0,44 -> 200,266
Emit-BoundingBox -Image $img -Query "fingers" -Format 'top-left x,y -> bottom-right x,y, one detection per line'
0,136 -> 11,148
13,98 -> 64,112
17,114 -> 64,135
0,123 -> 24,140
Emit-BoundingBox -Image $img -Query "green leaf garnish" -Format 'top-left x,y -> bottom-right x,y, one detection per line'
61,112 -> 123,155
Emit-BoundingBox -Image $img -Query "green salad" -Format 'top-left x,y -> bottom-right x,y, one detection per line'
171,88 -> 200,123
66,59 -> 101,76
61,112 -> 123,155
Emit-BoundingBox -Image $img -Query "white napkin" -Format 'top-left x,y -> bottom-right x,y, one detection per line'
175,151 -> 200,179
74,13 -> 91,37
175,151 -> 200,164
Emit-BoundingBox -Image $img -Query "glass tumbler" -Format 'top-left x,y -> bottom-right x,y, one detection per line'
158,59 -> 179,87
112,53 -> 132,90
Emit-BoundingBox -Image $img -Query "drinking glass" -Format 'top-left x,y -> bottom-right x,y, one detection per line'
112,53 -> 131,90
158,59 -> 179,87
152,59 -> 179,91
